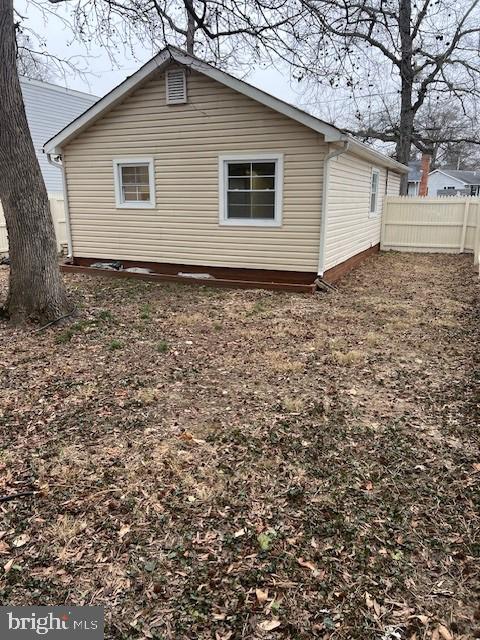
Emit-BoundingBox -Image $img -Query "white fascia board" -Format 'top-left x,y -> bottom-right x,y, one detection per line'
344,137 -> 409,173
428,169 -> 466,186
172,49 -> 408,172
171,49 -> 344,143
44,44 -> 409,175
44,50 -> 171,154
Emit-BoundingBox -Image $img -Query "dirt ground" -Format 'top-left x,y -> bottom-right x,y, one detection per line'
0,253 -> 478,640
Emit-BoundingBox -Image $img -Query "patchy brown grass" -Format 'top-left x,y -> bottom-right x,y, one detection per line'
0,253 -> 479,640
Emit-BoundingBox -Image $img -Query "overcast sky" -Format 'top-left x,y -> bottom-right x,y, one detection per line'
17,0 -> 303,105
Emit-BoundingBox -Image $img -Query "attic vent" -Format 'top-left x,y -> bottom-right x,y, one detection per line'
166,69 -> 187,104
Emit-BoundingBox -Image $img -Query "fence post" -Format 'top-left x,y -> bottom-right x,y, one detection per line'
380,196 -> 389,250
474,202 -> 480,272
460,198 -> 469,253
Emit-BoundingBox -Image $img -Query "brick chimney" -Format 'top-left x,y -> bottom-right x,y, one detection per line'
418,153 -> 431,196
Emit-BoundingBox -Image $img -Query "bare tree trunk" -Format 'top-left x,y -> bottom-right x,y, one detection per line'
186,7 -> 195,54
397,106 -> 415,194
0,0 -> 71,323
397,0 -> 414,194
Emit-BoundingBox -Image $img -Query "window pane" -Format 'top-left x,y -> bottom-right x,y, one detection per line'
252,176 -> 275,190
251,191 -> 275,206
228,192 -> 251,206
370,172 -> 378,213
228,192 -> 252,218
121,168 -> 138,184
123,188 -> 140,201
120,163 -> 151,203
228,177 -> 250,190
225,159 -> 278,222
121,165 -> 149,185
252,162 -> 275,176
252,205 -> 275,219
228,163 -> 251,177
228,204 -> 251,218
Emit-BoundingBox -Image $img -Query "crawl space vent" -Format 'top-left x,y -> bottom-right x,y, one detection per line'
166,69 -> 187,104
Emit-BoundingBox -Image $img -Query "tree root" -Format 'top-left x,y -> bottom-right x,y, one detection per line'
34,310 -> 76,333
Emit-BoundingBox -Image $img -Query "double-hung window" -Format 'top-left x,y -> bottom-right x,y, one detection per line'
369,168 -> 380,217
113,158 -> 155,208
219,154 -> 283,226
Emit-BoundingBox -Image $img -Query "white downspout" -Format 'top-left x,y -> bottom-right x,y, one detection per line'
47,152 -> 73,258
317,141 -> 350,276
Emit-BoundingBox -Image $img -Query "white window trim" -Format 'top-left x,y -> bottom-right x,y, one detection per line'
369,167 -> 381,218
218,153 -> 283,227
113,157 -> 156,209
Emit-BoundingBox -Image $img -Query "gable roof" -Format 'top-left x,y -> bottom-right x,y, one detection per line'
44,46 -> 408,173
430,168 -> 480,185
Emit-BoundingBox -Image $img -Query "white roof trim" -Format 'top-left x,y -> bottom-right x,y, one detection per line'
172,49 -> 343,143
341,137 -> 408,172
44,50 -> 171,154
43,46 -> 409,173
428,169 -> 469,185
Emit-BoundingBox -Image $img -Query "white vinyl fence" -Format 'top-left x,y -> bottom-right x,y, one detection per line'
0,192 -> 67,255
381,196 -> 480,269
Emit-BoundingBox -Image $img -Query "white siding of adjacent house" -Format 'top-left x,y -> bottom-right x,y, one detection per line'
20,78 -> 97,192
63,67 -> 328,272
324,153 -> 401,271
427,171 -> 465,196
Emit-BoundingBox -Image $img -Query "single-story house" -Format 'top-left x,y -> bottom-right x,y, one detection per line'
44,46 -> 408,290
20,77 -> 97,192
428,168 -> 480,197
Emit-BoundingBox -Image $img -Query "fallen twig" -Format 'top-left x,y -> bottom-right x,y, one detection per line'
0,491 -> 35,503
34,311 -> 75,333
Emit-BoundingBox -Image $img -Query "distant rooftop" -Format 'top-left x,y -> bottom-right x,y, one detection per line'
436,168 -> 480,184
409,163 -> 480,185
19,76 -> 99,101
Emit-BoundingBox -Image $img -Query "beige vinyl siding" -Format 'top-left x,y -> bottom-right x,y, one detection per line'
324,152 -> 401,270
64,68 -> 327,272
386,171 -> 401,196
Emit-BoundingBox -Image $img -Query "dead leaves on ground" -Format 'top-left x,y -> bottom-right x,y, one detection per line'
12,533 -> 30,548
255,588 -> 269,605
258,619 -> 281,632
0,255 -> 478,639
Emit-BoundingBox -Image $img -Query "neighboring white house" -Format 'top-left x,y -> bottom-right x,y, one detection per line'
428,168 -> 480,196
20,77 -> 98,192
